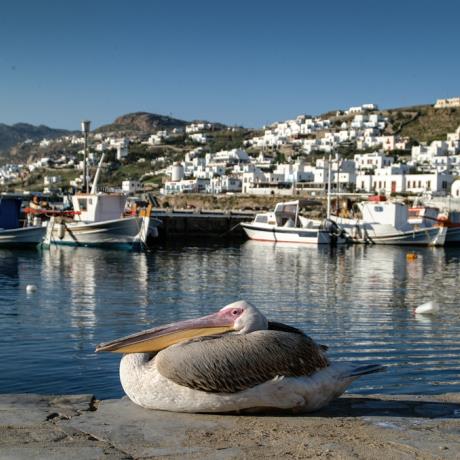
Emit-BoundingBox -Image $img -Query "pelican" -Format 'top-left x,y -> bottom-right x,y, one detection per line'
96,300 -> 385,413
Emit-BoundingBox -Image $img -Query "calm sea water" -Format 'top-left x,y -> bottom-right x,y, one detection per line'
1,242 -> 460,399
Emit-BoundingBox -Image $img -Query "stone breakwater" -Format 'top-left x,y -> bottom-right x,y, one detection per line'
1,394 -> 460,459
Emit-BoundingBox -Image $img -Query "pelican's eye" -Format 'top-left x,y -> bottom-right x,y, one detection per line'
232,308 -> 243,316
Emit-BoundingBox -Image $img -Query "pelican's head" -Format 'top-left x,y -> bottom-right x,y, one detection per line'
220,300 -> 268,334
96,300 -> 267,354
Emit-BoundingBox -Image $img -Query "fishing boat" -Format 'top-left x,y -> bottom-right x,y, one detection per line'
241,200 -> 348,244
42,193 -> 160,249
42,153 -> 161,249
0,197 -> 47,247
332,197 -> 446,246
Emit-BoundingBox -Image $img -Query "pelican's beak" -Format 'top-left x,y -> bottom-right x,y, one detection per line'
95,311 -> 236,353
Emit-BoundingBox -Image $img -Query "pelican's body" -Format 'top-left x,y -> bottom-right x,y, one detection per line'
97,301 -> 385,413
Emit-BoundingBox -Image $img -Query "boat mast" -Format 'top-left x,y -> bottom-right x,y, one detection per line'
81,120 -> 91,194
90,152 -> 106,194
326,153 -> 332,219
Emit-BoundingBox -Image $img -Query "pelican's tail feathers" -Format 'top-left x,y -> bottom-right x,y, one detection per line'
347,363 -> 386,378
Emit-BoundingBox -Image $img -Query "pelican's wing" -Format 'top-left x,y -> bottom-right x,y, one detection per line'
268,321 -> 328,350
154,330 -> 329,393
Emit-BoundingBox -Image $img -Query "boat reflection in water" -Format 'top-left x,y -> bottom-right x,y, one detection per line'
41,246 -> 150,340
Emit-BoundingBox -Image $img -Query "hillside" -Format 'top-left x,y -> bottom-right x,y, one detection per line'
0,123 -> 71,154
326,104 -> 460,143
95,112 -> 188,134
396,105 -> 460,142
3,104 -> 460,167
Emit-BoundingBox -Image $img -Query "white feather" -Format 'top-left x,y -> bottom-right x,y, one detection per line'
120,353 -> 362,413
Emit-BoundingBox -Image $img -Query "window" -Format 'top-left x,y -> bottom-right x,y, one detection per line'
78,198 -> 87,211
255,215 -> 268,223
374,206 -> 383,212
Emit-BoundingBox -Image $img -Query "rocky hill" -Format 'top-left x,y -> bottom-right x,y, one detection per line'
95,112 -> 188,134
0,123 -> 71,154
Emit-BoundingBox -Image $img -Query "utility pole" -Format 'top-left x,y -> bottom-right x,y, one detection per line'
81,120 -> 91,194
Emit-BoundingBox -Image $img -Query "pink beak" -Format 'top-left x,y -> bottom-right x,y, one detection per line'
96,310 -> 236,353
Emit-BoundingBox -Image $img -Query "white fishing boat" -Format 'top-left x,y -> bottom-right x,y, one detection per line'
0,197 -> 46,247
332,197 -> 446,246
42,193 -> 160,249
241,200 -> 348,244
42,153 -> 161,249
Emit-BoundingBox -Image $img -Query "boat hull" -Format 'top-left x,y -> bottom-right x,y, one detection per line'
241,223 -> 343,244
357,226 -> 445,246
331,215 -> 446,246
0,226 -> 46,247
44,216 -> 154,249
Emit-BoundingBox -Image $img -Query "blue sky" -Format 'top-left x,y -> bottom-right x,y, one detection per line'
1,0 -> 459,129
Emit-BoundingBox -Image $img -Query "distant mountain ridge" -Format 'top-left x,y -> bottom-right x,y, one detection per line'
0,123 -> 71,153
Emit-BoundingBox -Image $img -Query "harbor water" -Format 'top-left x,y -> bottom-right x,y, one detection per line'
1,242 -> 460,399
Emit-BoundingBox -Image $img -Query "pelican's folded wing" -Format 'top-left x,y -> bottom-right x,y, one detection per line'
155,330 -> 329,393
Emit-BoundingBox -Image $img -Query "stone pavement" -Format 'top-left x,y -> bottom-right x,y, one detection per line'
1,393 -> 460,459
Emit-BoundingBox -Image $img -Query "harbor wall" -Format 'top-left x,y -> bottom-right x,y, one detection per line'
151,209 -> 254,240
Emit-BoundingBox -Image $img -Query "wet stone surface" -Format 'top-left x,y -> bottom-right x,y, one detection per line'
1,393 -> 460,459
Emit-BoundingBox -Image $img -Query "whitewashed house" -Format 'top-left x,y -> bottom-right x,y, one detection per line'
122,180 -> 143,194
162,178 -> 209,195
354,152 -> 394,171
207,176 -> 242,194
189,133 -> 208,144
451,179 -> 460,197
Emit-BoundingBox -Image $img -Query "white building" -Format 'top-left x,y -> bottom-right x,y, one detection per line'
186,122 -> 213,133
208,148 -> 249,165
451,179 -> 460,197
122,180 -> 143,194
434,97 -> 460,109
162,178 -> 209,195
189,133 -> 208,144
356,166 -> 453,195
207,176 -> 242,194
354,152 -> 394,171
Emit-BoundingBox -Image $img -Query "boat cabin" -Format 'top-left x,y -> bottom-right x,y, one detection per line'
72,193 -> 127,223
252,200 -> 320,229
360,201 -> 411,230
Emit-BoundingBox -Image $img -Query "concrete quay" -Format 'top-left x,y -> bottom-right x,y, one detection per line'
1,393 -> 460,459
